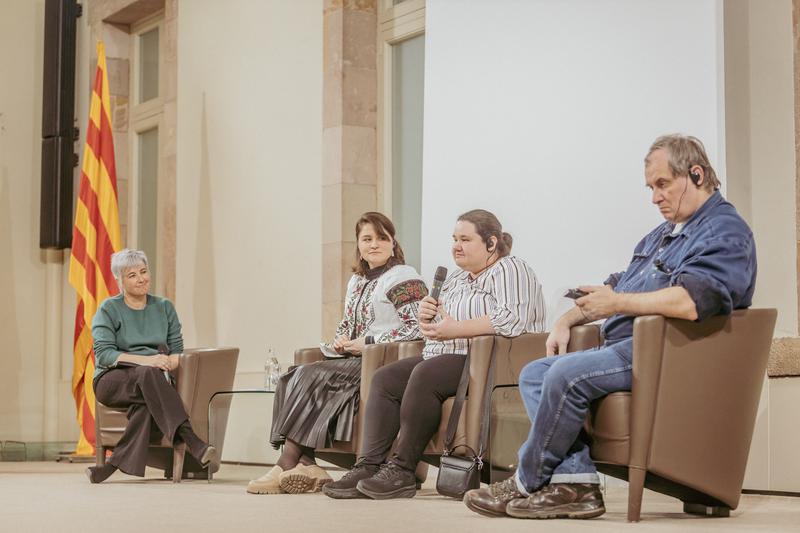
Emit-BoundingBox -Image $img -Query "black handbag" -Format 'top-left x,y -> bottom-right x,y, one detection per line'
436,343 -> 496,499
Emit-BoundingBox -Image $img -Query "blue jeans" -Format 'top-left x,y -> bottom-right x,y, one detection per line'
515,338 -> 633,494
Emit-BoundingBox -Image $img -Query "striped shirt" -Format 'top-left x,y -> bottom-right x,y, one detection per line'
422,255 -> 546,359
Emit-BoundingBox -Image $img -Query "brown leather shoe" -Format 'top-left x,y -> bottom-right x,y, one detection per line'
463,477 -> 525,517
505,483 -> 605,519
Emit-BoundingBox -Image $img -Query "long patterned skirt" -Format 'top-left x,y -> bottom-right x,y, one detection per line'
270,357 -> 362,450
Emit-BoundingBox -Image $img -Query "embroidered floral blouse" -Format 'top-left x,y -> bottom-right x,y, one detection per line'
335,264 -> 428,344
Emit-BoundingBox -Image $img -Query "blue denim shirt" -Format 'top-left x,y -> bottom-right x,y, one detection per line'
601,191 -> 757,344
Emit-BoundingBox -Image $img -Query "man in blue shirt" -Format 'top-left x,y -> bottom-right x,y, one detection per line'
464,134 -> 757,520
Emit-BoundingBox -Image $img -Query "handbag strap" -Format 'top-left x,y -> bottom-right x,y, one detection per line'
443,340 -> 498,457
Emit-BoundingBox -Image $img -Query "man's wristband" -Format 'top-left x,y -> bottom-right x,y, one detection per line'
365,335 -> 375,345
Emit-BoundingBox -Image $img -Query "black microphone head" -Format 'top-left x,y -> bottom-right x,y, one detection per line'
434,266 -> 448,283
157,344 -> 169,355
430,266 -> 448,300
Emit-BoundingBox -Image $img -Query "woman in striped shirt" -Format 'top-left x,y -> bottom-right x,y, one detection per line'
323,209 -> 546,500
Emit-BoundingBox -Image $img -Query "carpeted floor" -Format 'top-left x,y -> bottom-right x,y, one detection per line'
1,462 -> 798,532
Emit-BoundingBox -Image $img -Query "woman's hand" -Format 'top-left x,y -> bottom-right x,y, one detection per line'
419,308 -> 459,341
167,354 -> 181,371
418,296 -> 438,324
144,354 -> 172,371
332,335 -> 349,354
342,337 -> 366,355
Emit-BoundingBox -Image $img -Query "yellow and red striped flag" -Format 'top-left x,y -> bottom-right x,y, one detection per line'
68,41 -> 122,455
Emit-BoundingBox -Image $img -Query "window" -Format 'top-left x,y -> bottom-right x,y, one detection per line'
379,0 -> 425,271
129,14 -> 164,291
136,127 -> 158,283
391,35 -> 425,271
138,27 -> 159,103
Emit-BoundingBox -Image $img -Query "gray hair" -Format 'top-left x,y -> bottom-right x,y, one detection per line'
645,134 -> 721,191
110,249 -> 149,282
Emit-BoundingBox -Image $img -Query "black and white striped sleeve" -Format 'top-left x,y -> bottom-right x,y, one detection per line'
488,257 -> 546,336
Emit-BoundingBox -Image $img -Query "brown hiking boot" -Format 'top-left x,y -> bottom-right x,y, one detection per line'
463,477 -> 525,517
505,483 -> 605,519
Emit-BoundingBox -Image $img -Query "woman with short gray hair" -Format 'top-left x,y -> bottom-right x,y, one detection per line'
109,248 -> 149,283
86,248 -> 215,483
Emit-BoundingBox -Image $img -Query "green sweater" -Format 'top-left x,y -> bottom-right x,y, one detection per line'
91,293 -> 184,380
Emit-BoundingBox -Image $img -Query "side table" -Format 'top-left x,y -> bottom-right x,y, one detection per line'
207,388 -> 275,482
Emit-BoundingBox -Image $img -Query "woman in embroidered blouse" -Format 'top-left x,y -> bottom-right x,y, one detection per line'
247,212 -> 427,495
323,209 -> 546,500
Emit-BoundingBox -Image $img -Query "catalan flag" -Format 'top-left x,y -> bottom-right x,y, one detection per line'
68,41 -> 122,456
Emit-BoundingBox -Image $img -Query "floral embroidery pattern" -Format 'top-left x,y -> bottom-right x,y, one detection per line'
335,267 -> 426,345
386,279 -> 428,309
336,277 -> 378,340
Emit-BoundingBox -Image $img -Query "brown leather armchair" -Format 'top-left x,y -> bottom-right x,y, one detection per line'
294,334 -> 548,482
416,333 -> 549,478
573,309 -> 777,521
95,347 -> 239,482
293,341 -> 425,469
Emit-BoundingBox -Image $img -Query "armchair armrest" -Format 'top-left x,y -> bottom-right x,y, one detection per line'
294,347 -> 324,366
463,333 -> 549,450
567,324 -> 602,353
175,347 -> 240,441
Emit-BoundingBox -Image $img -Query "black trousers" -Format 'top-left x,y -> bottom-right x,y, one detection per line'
358,354 -> 465,471
94,366 -> 191,477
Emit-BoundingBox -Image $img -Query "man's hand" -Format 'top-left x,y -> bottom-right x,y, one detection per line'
545,320 -> 571,356
342,337 -> 366,355
418,296 -> 438,324
332,335 -> 349,354
576,285 -> 620,321
419,308 -> 459,341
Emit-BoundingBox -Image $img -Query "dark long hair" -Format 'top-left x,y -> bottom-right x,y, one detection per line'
352,212 -> 406,275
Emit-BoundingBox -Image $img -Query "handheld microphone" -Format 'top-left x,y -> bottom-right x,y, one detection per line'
430,266 -> 448,301
158,344 -> 171,382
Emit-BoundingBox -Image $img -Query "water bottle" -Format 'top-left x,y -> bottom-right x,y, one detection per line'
265,348 -> 281,391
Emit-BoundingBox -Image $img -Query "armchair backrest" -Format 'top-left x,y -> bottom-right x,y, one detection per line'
437,333 -> 548,453
633,309 -> 776,508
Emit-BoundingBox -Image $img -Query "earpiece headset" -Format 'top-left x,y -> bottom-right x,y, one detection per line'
689,168 -> 701,186
671,166 -> 702,223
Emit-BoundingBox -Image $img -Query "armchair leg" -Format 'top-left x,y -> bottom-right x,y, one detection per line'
96,445 -> 107,467
683,503 -> 730,517
172,442 -> 186,483
627,467 -> 645,522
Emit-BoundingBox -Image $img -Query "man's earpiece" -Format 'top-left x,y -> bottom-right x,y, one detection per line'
689,167 -> 701,186
487,237 -> 497,253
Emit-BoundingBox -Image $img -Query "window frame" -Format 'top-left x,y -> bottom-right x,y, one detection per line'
128,11 -> 166,294
377,0 -> 425,215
